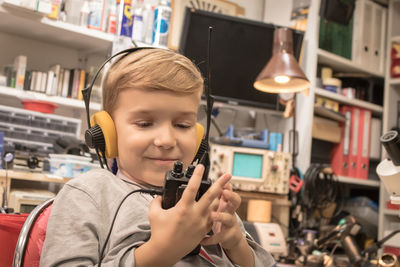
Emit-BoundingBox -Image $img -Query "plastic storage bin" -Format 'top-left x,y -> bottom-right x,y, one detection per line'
343,196 -> 379,237
49,154 -> 99,178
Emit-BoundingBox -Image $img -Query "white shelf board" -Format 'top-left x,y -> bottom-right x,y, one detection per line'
0,4 -> 113,53
317,49 -> 384,77
0,86 -> 101,111
315,88 -> 383,114
337,175 -> 380,187
383,208 -> 400,216
392,35 -> 400,43
390,78 -> 400,85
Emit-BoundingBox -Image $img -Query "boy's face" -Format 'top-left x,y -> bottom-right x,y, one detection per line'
113,88 -> 201,186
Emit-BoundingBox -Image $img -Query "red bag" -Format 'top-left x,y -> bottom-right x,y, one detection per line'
0,213 -> 29,267
23,205 -> 52,267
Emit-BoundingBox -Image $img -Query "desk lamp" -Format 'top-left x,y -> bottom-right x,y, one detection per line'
253,27 -> 309,171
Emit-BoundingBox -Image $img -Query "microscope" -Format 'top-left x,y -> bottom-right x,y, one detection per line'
377,130 -> 400,205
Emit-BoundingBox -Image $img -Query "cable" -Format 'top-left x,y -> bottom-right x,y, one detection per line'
98,188 -> 163,267
300,164 -> 343,227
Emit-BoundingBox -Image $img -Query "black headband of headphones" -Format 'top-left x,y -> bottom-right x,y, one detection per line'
81,46 -> 152,131
81,27 -> 214,168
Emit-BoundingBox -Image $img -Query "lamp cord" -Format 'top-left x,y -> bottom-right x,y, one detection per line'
292,94 -> 296,170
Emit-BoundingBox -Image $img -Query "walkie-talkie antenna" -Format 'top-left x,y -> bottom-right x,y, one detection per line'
205,26 -> 214,142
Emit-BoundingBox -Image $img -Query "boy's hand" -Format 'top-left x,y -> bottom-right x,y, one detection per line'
200,183 -> 244,250
200,183 -> 255,267
143,165 -> 231,265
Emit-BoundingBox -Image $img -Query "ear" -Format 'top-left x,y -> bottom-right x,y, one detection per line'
90,111 -> 118,158
195,123 -> 204,156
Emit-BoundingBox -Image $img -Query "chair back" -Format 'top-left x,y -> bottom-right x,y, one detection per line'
12,198 -> 54,267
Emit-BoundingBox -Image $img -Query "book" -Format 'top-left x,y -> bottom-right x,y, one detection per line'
46,70 -> 55,95
61,69 -> 70,98
77,69 -> 86,100
23,70 -> 32,91
49,64 -> 61,95
56,68 -> 64,96
13,55 -> 27,90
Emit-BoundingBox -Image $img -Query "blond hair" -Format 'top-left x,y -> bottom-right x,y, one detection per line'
102,48 -> 204,115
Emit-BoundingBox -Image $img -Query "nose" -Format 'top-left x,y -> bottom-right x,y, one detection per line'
153,123 -> 177,149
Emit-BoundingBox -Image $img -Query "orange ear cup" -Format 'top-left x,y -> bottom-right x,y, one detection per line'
195,123 -> 205,156
89,112 -> 204,160
90,111 -> 118,158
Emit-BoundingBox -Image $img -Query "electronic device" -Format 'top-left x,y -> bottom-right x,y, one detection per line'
8,189 -> 55,213
224,125 -> 269,149
209,144 -> 290,194
180,8 -> 304,110
243,222 -> 287,257
377,130 -> 400,205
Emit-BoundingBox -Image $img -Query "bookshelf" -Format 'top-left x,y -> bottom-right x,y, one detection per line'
390,78 -> 400,85
317,49 -> 385,78
315,88 -> 383,114
0,4 -> 113,53
291,0 -> 389,242
392,35 -> 400,43
379,0 -> 400,245
0,86 -> 101,111
383,208 -> 400,216
336,176 -> 380,188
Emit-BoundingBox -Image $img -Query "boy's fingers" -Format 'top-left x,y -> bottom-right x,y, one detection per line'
211,211 -> 236,227
197,173 -> 231,212
149,196 -> 162,214
180,164 -> 204,204
223,182 -> 233,191
222,190 -> 241,213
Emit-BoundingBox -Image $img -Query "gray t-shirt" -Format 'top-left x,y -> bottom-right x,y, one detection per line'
40,169 -> 275,267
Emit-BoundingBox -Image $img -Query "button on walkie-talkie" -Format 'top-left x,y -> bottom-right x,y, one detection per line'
172,161 -> 184,178
185,165 -> 196,179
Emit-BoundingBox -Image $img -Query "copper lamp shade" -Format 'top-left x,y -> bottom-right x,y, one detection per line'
254,28 -> 309,94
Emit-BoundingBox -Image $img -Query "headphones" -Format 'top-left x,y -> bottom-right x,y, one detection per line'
82,30 -> 214,170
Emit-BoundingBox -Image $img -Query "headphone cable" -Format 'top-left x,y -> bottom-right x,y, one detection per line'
98,187 -> 163,267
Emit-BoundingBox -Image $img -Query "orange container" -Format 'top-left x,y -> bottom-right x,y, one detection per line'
21,100 -> 58,114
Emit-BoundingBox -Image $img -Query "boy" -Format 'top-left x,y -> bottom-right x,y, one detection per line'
40,48 -> 275,266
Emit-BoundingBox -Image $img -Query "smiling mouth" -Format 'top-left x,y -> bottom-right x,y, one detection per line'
147,158 -> 178,165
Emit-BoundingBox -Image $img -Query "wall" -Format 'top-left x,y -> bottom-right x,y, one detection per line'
263,0 -> 294,27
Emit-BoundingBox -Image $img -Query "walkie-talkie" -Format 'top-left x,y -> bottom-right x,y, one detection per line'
162,25 -> 214,209
161,27 -> 214,256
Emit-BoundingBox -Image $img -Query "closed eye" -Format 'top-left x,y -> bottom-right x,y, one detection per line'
175,123 -> 192,129
135,122 -> 153,128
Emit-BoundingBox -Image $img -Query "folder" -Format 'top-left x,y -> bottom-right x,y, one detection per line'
352,0 -> 386,74
369,117 -> 381,160
348,107 -> 361,178
352,0 -> 373,68
356,109 -> 371,179
330,105 -> 352,177
370,1 -> 386,74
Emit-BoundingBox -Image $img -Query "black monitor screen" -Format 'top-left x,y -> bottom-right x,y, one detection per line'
179,9 -> 304,110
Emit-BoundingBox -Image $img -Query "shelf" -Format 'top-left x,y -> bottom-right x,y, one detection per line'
0,86 -> 101,111
0,169 -> 71,184
0,4 -> 113,53
383,208 -> 400,216
390,78 -> 400,85
315,88 -> 383,114
317,49 -> 384,78
392,36 -> 400,43
336,176 -> 380,187
206,100 -> 283,116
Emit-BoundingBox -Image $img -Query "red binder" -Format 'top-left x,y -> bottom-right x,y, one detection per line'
331,105 -> 352,176
356,109 -> 371,179
348,106 -> 361,178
